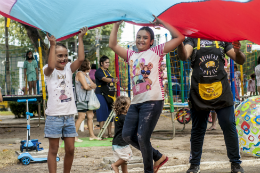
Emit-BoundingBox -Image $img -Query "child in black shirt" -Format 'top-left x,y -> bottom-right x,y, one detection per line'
111,96 -> 133,173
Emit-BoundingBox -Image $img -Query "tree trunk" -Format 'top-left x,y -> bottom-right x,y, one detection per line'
5,18 -> 11,95
21,24 -> 48,63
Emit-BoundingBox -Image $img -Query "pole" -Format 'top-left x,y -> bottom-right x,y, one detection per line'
25,77 -> 28,95
95,28 -> 100,64
127,45 -> 131,99
38,39 -> 46,119
230,59 -> 236,101
74,37 -> 77,60
255,50 -> 258,95
165,33 -> 175,138
5,17 -> 11,95
180,55 -> 185,103
34,50 -> 40,95
240,65 -> 244,97
115,54 -> 120,97
133,25 -> 135,41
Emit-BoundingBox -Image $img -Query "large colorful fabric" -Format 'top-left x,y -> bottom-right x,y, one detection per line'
235,96 -> 260,157
0,0 -> 259,43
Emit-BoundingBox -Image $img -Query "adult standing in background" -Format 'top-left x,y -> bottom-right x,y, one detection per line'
75,59 -> 100,142
95,55 -> 118,138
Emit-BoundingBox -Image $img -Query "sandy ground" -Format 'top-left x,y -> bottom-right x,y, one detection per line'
0,112 -> 257,173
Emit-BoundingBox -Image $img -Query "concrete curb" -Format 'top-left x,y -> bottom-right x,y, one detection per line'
98,159 -> 260,173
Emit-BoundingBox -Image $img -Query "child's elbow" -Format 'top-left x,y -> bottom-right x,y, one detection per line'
180,35 -> 185,42
108,42 -> 116,49
108,43 -> 113,49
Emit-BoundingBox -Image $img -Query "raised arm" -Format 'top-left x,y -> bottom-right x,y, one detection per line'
151,15 -> 185,54
177,43 -> 194,61
226,41 -> 246,65
109,21 -> 128,61
44,34 -> 56,76
71,27 -> 88,73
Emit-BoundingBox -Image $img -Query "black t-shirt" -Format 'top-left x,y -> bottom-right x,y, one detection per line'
112,114 -> 128,146
95,68 -> 111,94
184,38 -> 233,68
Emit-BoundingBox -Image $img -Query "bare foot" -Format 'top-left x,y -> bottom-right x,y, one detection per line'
153,155 -> 166,172
207,126 -> 216,131
111,163 -> 119,173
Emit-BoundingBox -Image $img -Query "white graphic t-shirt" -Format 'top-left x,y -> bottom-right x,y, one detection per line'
43,62 -> 77,116
127,44 -> 165,104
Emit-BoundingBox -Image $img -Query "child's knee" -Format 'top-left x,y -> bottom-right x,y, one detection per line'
49,145 -> 59,155
65,146 -> 74,155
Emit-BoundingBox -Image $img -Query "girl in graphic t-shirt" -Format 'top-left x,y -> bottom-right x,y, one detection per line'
43,27 -> 87,173
109,15 -> 184,173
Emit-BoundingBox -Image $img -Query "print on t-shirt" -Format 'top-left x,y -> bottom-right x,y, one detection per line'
130,58 -> 154,95
199,54 -> 220,77
56,74 -> 71,103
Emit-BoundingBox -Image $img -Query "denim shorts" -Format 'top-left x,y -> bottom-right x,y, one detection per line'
44,115 -> 78,138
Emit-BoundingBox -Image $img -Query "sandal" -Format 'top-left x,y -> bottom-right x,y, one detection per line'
207,127 -> 216,131
154,156 -> 169,173
89,137 -> 101,141
75,138 -> 83,142
108,133 -> 114,138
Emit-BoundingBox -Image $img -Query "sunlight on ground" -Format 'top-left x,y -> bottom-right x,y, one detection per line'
0,111 -> 14,116
0,149 -> 18,168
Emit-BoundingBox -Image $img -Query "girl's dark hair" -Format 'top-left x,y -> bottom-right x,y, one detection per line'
99,55 -> 109,66
47,42 -> 67,56
258,56 -> 260,65
56,42 -> 67,49
25,50 -> 34,60
113,96 -> 131,115
138,27 -> 154,46
251,73 -> 256,79
91,64 -> 96,69
79,59 -> 90,71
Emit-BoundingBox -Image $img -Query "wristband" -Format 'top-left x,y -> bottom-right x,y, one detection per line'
112,78 -> 114,82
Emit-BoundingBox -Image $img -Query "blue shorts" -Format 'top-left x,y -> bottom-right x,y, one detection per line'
44,115 -> 78,138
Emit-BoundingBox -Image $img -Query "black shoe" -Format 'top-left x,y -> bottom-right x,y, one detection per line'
186,164 -> 200,173
231,163 -> 244,173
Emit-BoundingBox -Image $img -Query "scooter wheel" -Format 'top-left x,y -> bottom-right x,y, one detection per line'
56,157 -> 60,162
176,108 -> 191,124
21,156 -> 30,165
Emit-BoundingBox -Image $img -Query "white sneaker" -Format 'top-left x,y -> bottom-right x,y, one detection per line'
75,138 -> 83,142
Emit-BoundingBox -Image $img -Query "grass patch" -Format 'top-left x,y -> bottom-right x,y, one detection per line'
0,111 -> 14,116
0,149 -> 18,168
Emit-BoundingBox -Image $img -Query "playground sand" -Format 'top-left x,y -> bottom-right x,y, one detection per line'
0,149 -> 18,168
0,113 -> 257,173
